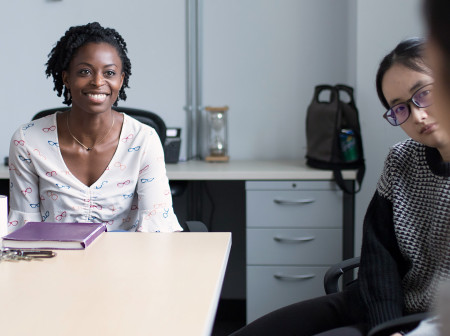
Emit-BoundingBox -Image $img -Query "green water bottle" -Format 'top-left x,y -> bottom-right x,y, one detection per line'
339,129 -> 358,162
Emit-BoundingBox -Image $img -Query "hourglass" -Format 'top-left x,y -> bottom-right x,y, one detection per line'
205,106 -> 229,162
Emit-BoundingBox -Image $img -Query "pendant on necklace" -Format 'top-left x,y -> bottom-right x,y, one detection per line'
87,148 -> 92,151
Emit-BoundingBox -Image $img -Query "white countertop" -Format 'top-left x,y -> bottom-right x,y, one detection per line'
0,159 -> 357,181
0,165 -> 7,179
165,159 -> 356,180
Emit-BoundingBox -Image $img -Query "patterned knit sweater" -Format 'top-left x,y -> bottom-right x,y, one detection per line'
358,139 -> 450,328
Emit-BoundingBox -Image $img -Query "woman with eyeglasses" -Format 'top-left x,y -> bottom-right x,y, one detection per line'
363,37 -> 450,336
231,37 -> 450,336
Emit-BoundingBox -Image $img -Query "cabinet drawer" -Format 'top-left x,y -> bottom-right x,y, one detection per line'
246,181 -> 340,191
247,228 -> 342,265
246,190 -> 342,228
246,265 -> 329,323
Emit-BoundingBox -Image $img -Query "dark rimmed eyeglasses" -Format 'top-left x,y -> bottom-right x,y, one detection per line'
383,83 -> 433,126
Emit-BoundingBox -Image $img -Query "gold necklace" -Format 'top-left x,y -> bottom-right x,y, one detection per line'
66,112 -> 115,151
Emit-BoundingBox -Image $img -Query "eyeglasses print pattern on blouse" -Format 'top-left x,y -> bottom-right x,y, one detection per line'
139,165 -> 149,175
121,134 -> 134,143
8,220 -> 18,227
95,181 -> 108,189
14,140 -> 25,146
21,187 -> 32,196
42,211 -> 50,221
117,180 -> 131,188
18,154 -> 31,164
9,116 -> 179,232
46,191 -> 58,201
114,162 -> 126,170
34,149 -> 46,160
42,126 -> 56,133
9,163 -> 22,176
128,146 -> 141,152
48,140 -> 59,147
55,211 -> 66,221
22,123 -> 34,130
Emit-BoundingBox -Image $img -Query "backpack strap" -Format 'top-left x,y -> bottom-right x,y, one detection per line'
313,85 -> 338,104
335,84 -> 357,110
333,164 -> 365,194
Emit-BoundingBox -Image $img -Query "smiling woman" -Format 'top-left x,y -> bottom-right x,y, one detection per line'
7,22 -> 182,233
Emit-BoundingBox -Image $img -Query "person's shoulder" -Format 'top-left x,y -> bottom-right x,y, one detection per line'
391,138 -> 423,150
382,139 -> 428,179
12,113 -> 56,137
388,138 -> 424,159
122,113 -> 153,131
378,139 -> 426,196
122,113 -> 160,140
32,111 -> 60,123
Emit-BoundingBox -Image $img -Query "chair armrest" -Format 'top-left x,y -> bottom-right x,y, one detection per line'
368,312 -> 431,336
185,221 -> 208,232
323,256 -> 360,294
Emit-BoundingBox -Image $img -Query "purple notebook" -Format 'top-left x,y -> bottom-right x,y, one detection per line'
2,222 -> 107,250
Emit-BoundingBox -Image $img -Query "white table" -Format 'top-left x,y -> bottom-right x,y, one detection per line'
0,232 -> 232,336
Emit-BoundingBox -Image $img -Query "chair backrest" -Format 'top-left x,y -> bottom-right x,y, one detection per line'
32,107 -> 167,144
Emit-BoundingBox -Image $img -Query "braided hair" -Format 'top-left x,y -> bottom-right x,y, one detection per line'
45,22 -> 132,106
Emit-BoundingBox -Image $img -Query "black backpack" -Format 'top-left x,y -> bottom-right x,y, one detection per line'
305,84 -> 365,194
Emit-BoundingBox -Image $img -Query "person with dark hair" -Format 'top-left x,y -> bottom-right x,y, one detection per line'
45,22 -> 132,107
231,37 -> 450,336
7,22 -> 182,233
375,38 -> 432,110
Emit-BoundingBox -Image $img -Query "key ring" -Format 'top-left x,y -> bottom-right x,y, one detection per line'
0,249 -> 56,262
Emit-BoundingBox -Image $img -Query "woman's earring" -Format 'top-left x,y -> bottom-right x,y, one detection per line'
64,86 -> 71,101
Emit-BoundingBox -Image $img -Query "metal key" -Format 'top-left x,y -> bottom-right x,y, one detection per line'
0,249 -> 56,261
16,250 -> 56,258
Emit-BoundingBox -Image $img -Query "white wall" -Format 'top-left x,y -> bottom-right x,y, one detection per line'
353,0 -> 424,253
202,0 -> 353,159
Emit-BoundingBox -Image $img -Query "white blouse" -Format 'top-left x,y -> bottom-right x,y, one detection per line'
8,112 -> 182,233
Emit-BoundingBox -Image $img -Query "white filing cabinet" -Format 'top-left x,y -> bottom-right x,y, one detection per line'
246,180 -> 343,323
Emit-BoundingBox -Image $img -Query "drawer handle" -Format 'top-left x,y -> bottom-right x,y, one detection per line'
273,236 -> 315,243
273,198 -> 315,205
273,273 -> 316,281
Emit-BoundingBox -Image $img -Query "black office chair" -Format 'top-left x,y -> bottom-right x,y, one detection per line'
324,257 -> 431,336
181,221 -> 208,232
32,106 -> 167,145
